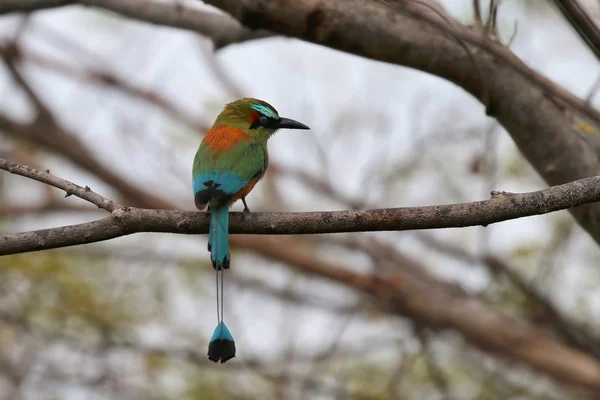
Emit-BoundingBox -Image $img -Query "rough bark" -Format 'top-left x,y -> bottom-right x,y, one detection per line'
4,158 -> 600,255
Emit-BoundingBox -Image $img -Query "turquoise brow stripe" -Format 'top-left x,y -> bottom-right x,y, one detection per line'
251,104 -> 278,119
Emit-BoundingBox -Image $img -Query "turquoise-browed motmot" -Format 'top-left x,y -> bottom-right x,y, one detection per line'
192,98 -> 309,363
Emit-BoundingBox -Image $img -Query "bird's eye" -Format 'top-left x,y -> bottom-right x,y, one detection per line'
259,116 -> 270,127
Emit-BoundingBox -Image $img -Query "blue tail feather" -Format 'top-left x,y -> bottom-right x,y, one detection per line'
210,321 -> 234,342
208,322 -> 236,363
205,201 -> 234,363
209,204 -> 230,270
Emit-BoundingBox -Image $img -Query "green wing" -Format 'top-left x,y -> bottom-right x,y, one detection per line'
192,141 -> 267,198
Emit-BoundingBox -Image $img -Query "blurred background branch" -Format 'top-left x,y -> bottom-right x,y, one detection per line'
552,0 -> 600,60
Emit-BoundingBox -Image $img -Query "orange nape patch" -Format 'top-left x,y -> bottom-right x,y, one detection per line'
203,126 -> 252,151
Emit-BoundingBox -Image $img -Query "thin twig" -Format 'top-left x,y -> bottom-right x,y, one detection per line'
0,158 -> 119,212
485,0 -> 500,38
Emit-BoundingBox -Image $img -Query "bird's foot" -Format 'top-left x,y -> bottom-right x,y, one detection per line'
242,198 -> 251,213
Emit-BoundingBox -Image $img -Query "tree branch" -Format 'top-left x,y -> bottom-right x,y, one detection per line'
0,0 -> 73,14
78,0 -> 273,48
552,0 -> 600,61
0,158 -> 118,212
0,0 -> 272,49
3,157 -> 600,255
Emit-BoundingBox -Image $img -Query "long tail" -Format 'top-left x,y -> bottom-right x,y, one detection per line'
207,203 -> 235,363
209,203 -> 230,270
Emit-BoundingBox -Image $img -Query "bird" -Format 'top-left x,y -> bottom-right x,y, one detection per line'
192,98 -> 310,363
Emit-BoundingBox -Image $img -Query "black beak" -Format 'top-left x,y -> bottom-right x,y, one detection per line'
277,117 -> 310,130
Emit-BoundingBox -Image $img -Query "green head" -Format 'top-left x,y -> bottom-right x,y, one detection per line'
213,98 -> 310,140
